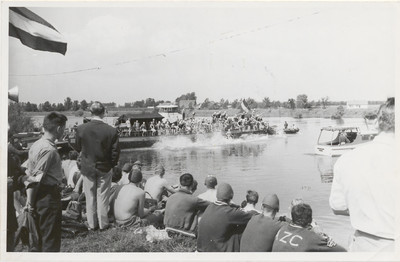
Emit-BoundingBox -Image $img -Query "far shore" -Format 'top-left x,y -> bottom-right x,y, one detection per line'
26,106 -> 379,119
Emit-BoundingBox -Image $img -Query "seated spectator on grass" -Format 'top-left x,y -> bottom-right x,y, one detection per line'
144,164 -> 178,202
62,151 -> 79,183
240,193 -> 286,252
240,190 -> 261,215
197,175 -> 218,202
111,169 -> 163,229
118,163 -> 133,186
164,173 -> 210,237
287,198 -> 323,234
132,160 -> 143,171
272,203 -> 346,252
68,154 -> 82,188
197,182 -> 254,252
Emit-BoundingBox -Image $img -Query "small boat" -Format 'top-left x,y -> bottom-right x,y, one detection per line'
283,128 -> 300,134
314,126 -> 377,157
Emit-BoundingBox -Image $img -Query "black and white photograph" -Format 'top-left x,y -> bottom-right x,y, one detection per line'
2,1 -> 398,260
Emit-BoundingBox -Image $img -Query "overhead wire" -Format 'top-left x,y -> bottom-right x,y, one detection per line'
9,11 -> 321,77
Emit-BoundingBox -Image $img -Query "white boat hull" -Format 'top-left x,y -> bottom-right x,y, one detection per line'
315,143 -> 368,157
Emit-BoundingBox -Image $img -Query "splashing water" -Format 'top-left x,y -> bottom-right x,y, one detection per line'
152,132 -> 274,150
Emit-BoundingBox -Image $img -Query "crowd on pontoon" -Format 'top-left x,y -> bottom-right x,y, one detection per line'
114,109 -> 272,137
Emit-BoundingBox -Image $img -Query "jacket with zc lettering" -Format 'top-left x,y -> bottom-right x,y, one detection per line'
272,223 -> 347,252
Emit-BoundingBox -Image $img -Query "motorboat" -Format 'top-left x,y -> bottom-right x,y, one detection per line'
283,127 -> 299,134
314,126 -> 377,157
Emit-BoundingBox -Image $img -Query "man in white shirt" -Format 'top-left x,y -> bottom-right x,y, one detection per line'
197,175 -> 218,202
329,97 -> 395,252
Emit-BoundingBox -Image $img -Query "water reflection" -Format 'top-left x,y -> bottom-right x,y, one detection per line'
335,118 -> 345,125
315,155 -> 339,183
221,143 -> 265,157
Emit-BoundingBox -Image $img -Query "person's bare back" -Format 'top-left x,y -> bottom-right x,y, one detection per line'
113,183 -> 146,221
144,176 -> 169,201
144,165 -> 177,201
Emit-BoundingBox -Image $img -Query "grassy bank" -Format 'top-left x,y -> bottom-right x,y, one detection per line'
27,106 -> 379,119
14,226 -> 197,252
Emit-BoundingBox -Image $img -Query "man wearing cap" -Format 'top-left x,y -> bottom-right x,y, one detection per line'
111,169 -> 163,228
164,173 -> 210,237
76,101 -> 120,231
197,175 -> 218,202
118,163 -> 133,185
240,193 -> 286,252
272,203 -> 346,252
144,164 -> 178,202
197,182 -> 254,252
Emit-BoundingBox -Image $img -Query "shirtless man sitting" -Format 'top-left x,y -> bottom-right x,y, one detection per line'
144,165 -> 178,202
111,169 -> 163,228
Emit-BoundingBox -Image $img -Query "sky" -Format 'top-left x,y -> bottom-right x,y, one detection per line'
4,1 -> 399,106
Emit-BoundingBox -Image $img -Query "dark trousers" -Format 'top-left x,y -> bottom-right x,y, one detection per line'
34,185 -> 62,252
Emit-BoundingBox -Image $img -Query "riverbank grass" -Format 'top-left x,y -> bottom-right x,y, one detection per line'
14,226 -> 197,252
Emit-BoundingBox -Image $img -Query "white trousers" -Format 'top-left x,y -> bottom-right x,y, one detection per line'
349,230 -> 394,252
82,169 -> 112,230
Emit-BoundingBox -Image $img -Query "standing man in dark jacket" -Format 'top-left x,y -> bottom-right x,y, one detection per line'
76,101 -> 120,231
197,182 -> 254,252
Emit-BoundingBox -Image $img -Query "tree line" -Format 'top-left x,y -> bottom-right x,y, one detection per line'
20,92 -> 384,113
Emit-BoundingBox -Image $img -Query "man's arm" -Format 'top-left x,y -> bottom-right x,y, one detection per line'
22,149 -> 58,210
110,129 -> 120,167
75,128 -> 82,151
163,180 -> 178,195
138,191 -> 155,218
228,208 -> 254,225
329,161 -> 349,216
21,148 -> 56,186
195,197 -> 211,212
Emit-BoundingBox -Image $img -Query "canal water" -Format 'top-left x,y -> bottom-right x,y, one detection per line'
119,117 -> 377,249
32,115 -> 377,249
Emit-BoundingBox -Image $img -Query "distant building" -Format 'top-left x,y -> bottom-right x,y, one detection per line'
179,100 -> 196,109
347,100 -> 368,109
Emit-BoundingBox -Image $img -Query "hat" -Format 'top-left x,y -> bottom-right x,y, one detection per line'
133,160 -> 143,166
122,163 -> 133,173
216,183 -> 234,201
204,175 -> 217,189
129,169 -> 143,183
155,164 -> 165,175
262,194 -> 280,211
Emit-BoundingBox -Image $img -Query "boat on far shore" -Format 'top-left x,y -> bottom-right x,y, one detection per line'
314,126 -> 377,157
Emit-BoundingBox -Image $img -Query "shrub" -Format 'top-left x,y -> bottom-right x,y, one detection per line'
8,102 -> 35,134
75,109 -> 85,117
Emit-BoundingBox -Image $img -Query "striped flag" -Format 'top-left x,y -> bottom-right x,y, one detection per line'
241,98 -> 250,113
9,7 -> 67,55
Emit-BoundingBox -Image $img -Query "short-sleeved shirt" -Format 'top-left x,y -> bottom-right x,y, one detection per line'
26,138 -> 63,186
